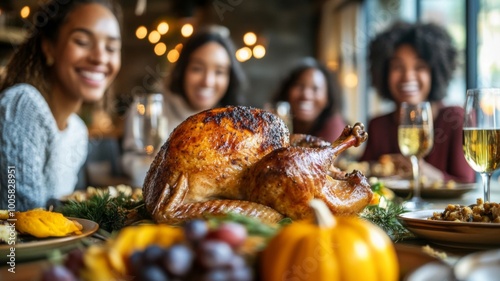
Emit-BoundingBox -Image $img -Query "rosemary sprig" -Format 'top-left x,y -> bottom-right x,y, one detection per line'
360,200 -> 414,242
57,192 -> 149,232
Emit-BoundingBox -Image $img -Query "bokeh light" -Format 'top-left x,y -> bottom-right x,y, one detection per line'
252,45 -> 266,59
136,103 -> 145,115
236,47 -> 252,62
135,26 -> 148,39
20,6 -> 30,18
327,60 -> 339,71
157,22 -> 169,35
344,72 -> 359,88
243,32 -> 257,46
167,49 -> 180,63
145,145 -> 154,155
181,23 -> 194,37
148,30 -> 161,44
154,42 -> 167,56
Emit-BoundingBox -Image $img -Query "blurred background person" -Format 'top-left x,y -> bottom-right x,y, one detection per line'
272,57 -> 346,143
121,25 -> 246,187
0,0 -> 122,210
359,21 -> 475,183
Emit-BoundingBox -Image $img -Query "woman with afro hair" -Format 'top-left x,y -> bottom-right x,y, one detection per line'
359,21 -> 475,183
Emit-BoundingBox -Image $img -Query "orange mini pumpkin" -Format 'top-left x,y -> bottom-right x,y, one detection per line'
260,199 -> 399,281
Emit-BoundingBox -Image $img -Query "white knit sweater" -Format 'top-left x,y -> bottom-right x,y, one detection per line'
0,84 -> 88,210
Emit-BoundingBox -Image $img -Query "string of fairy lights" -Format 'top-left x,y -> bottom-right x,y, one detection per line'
17,5 -> 356,88
135,21 -> 267,63
17,5 -> 266,64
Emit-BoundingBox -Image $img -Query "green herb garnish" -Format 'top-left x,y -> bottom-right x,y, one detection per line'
361,200 -> 414,242
57,192 -> 149,232
206,212 -> 281,238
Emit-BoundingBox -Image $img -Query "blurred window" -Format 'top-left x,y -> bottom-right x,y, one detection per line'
420,0 -> 500,98
322,0 -> 499,134
420,0 -> 466,106
477,0 -> 500,87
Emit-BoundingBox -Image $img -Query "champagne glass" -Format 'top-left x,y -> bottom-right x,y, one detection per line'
398,101 -> 434,210
463,88 -> 500,203
131,93 -> 168,157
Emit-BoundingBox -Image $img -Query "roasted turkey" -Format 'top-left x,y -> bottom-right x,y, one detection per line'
143,106 -> 372,225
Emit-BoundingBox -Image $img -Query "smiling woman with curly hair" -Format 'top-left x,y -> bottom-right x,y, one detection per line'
0,0 -> 122,210
359,21 -> 476,183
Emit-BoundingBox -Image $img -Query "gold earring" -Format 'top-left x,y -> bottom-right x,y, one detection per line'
46,56 -> 54,66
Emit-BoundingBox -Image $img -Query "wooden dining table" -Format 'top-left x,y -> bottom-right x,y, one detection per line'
2,179 -> 500,281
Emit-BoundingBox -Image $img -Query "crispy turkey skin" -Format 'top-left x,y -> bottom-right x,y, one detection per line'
244,124 -> 372,219
143,106 -> 372,224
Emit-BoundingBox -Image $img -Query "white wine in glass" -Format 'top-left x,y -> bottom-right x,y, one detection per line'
463,88 -> 500,202
398,101 -> 434,210
398,126 -> 433,158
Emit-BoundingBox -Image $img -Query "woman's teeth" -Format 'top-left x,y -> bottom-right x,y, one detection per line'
198,89 -> 214,98
80,70 -> 105,81
298,101 -> 314,111
401,82 -> 419,92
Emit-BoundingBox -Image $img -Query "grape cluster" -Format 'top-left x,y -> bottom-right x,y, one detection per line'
40,248 -> 84,281
128,220 -> 254,281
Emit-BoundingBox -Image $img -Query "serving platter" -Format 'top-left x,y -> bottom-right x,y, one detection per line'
381,178 -> 475,199
397,209 -> 500,250
0,217 -> 98,262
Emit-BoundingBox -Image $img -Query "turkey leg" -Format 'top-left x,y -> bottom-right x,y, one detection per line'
244,123 -> 371,219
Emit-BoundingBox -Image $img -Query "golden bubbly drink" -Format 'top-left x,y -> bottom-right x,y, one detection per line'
463,129 -> 500,173
398,125 -> 433,158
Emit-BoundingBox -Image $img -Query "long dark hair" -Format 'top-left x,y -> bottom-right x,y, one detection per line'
368,21 -> 457,101
0,0 -> 122,96
273,57 -> 343,133
168,26 -> 246,106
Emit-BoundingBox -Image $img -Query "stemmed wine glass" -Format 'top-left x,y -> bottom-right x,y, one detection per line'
131,93 -> 168,157
398,101 -> 434,210
463,88 -> 500,203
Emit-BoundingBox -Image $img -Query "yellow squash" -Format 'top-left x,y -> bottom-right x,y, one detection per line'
107,224 -> 184,275
79,223 -> 184,280
15,209 -> 82,238
260,199 -> 399,281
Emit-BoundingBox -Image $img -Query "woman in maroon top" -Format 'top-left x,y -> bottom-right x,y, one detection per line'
359,21 -> 475,183
272,58 -> 346,143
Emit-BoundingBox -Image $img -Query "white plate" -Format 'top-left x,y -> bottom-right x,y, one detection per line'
0,217 -> 99,262
397,209 -> 500,250
454,249 -> 500,280
381,179 -> 475,199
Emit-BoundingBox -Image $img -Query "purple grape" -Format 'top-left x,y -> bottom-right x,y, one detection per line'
63,248 -> 84,277
40,265 -> 77,281
227,254 -> 246,269
162,244 -> 193,276
184,219 -> 209,243
200,269 -> 230,281
143,245 -> 165,263
229,266 -> 253,281
197,240 -> 234,268
128,250 -> 144,276
139,265 -> 169,281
